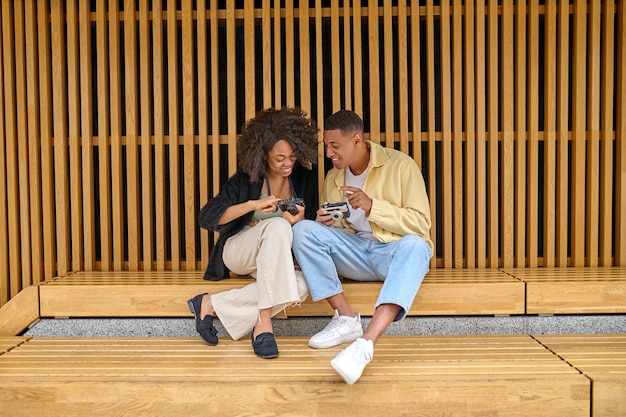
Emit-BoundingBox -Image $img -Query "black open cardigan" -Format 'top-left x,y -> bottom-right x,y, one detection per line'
198,164 -> 318,281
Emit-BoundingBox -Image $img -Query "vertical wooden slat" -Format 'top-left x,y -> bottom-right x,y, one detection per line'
570,0 -> 587,267
262,0 -> 271,109
500,0 -> 514,268
66,0 -> 82,273
383,0 -> 394,145
616,0 -> 626,265
125,0 -> 140,271
410,1 -> 421,168
285,0 -> 295,107
315,0 -> 324,186
0,1 -> 624,284
167,0 -> 180,270
153,0 -> 166,270
196,0 -> 209,270
330,1 -> 340,110
244,0 -> 255,117
368,1 -> 380,142
398,1 -> 408,154
38,0 -> 56,278
526,0 -> 539,267
298,1 -> 311,114
440,0 -> 452,268
51,0 -> 70,275
139,0 -> 153,270
226,1 -> 237,175
451,0 -> 463,268
14,0 -> 33,286
79,0 -> 95,271
352,0 -> 363,118
555,0 -> 570,266
515,0 -> 528,267
109,0 -> 124,271
464,0 -> 476,268
475,0 -> 487,268
425,2 -> 437,268
273,2 -> 282,107
543,0 -> 557,267
0,1 -> 9,301
24,0 -> 43,283
96,0 -> 112,271
209,0 -> 221,244
585,0 -> 601,267
599,0 -> 615,266
181,0 -> 195,270
487,0 -> 499,267
343,1 -> 352,110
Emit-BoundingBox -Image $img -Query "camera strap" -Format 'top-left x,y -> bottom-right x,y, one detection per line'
265,175 -> 297,198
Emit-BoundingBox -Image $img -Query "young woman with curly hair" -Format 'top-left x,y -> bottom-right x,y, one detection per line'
188,107 -> 319,359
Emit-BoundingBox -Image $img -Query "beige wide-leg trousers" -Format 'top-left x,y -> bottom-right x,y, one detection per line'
211,217 -> 309,340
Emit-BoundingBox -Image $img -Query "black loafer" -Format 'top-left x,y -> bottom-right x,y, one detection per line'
251,330 -> 279,359
187,293 -> 218,346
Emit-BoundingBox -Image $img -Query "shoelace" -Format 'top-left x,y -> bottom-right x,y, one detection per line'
320,317 -> 348,334
348,341 -> 372,363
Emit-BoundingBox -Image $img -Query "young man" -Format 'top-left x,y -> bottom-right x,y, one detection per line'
292,110 -> 433,384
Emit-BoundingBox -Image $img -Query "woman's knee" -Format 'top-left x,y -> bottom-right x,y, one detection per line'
260,217 -> 293,239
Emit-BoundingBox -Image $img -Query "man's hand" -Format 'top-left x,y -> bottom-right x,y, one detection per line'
339,186 -> 372,215
316,203 -> 337,226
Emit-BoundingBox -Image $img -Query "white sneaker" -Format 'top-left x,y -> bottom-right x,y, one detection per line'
330,338 -> 373,385
308,309 -> 364,349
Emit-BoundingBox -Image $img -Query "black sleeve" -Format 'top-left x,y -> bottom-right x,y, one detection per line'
291,164 -> 319,220
198,171 -> 261,232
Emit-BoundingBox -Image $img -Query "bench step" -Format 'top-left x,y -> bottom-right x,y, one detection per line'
503,267 -> 626,314
38,269 -> 525,318
0,334 -> 601,416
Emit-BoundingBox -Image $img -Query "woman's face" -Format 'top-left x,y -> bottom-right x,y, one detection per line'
266,139 -> 297,177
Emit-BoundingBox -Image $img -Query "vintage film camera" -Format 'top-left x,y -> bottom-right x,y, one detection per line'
321,201 -> 350,220
277,197 -> 305,215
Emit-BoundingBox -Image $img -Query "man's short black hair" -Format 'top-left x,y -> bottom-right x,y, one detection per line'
324,110 -> 363,134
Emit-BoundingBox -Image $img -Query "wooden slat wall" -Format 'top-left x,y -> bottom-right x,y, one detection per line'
0,1 -> 624,305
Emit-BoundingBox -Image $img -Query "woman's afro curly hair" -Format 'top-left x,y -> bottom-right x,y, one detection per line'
237,107 -> 319,183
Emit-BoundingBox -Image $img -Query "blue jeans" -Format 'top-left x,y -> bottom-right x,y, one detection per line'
292,220 -> 431,321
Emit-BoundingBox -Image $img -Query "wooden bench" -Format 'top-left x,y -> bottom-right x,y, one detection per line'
35,269 -> 525,318
503,267 -> 626,314
0,334 -> 592,416
1,267 -> 625,336
535,334 -> 626,417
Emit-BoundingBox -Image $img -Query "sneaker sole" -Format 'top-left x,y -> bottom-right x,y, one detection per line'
308,331 -> 363,349
330,358 -> 358,385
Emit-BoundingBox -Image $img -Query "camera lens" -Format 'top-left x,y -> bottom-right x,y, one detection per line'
330,211 -> 343,221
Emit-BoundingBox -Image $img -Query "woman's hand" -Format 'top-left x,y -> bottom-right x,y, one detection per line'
217,195 -> 280,225
283,203 -> 305,225
255,195 -> 282,213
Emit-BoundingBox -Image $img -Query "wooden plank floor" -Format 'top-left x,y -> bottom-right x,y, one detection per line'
536,334 -> 626,417
0,335 -> 589,417
38,269 -> 525,318
503,267 -> 626,314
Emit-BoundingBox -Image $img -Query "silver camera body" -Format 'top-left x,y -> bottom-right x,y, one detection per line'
321,202 -> 350,221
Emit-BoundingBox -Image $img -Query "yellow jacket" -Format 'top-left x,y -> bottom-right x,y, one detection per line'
322,141 -> 433,254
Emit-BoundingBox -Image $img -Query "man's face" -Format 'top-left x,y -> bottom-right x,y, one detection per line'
323,129 -> 359,170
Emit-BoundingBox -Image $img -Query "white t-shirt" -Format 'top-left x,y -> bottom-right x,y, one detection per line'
344,167 -> 375,240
